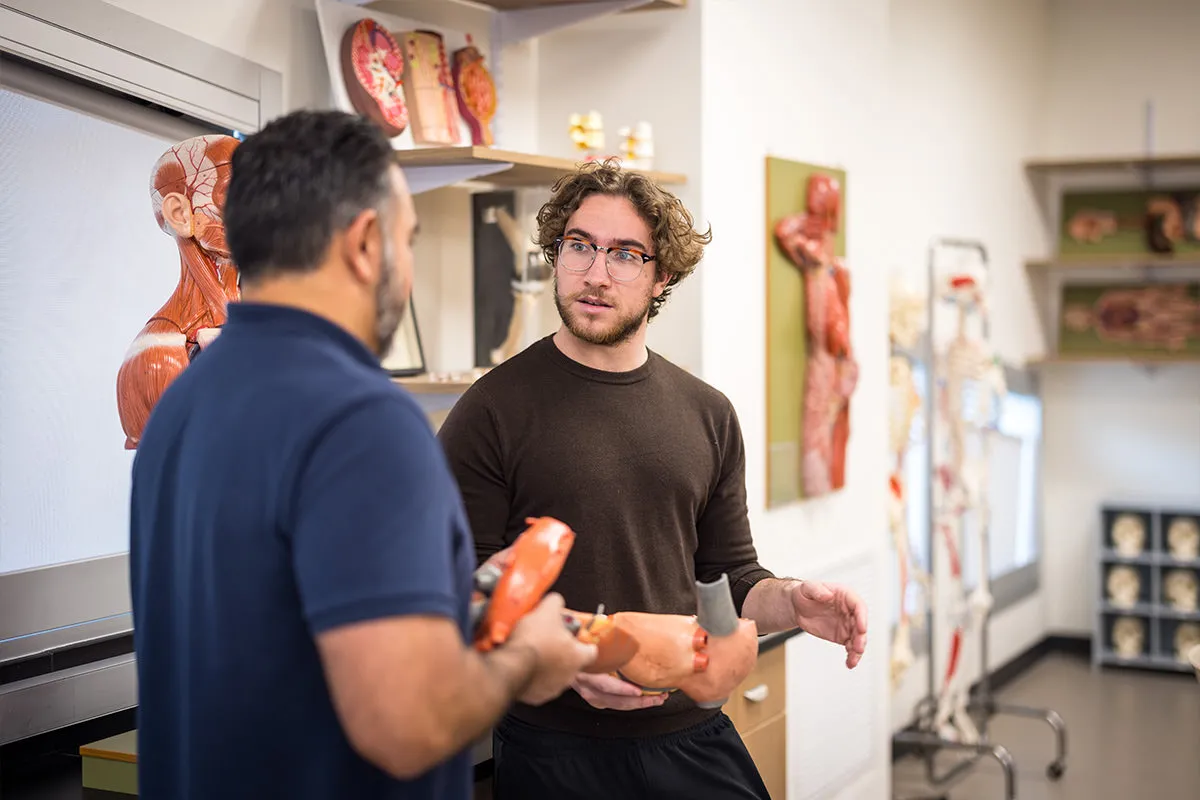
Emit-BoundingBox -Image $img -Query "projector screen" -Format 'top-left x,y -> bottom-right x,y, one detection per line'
0,85 -> 185,575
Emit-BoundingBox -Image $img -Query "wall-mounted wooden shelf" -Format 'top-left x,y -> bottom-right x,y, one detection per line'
1024,153 -> 1200,175
1028,354 -> 1200,367
1026,256 -> 1200,272
472,0 -> 683,9
394,146 -> 687,193
393,373 -> 486,394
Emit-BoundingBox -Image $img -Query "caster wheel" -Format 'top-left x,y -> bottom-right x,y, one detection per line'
1047,761 -> 1065,780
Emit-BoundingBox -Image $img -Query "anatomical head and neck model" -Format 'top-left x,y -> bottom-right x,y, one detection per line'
116,135 -> 241,449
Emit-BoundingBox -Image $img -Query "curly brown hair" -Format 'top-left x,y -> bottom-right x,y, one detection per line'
535,158 -> 711,320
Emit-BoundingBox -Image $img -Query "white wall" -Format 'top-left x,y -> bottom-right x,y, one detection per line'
883,0 -> 1053,733
1036,0 -> 1200,634
1040,0 -> 1200,159
533,3 -> 705,373
699,2 -> 893,796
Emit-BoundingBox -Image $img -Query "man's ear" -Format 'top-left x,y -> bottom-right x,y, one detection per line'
160,193 -> 194,238
652,269 -> 671,298
341,208 -> 382,286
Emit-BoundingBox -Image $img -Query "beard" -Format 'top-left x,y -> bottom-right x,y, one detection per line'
373,231 -> 408,358
553,275 -> 651,347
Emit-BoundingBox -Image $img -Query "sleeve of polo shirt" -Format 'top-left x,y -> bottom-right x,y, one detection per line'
290,394 -> 460,635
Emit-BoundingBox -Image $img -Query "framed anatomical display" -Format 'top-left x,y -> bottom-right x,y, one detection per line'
1058,282 -> 1200,358
765,156 -> 857,507
1111,616 -> 1145,659
1103,509 -> 1150,556
1163,569 -> 1199,612
380,295 -> 426,378
471,192 -> 551,368
1105,565 -> 1142,608
1164,513 -> 1200,560
399,29 -> 461,146
1059,188 -> 1200,258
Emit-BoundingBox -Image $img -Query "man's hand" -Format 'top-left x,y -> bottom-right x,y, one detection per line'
789,580 -> 868,668
571,672 -> 668,711
505,593 -> 597,705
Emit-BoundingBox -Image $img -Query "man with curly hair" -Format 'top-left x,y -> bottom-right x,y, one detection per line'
438,160 -> 868,799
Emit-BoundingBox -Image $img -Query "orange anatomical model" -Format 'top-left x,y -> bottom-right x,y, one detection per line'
569,574 -> 759,708
472,517 -> 759,707
451,35 -> 496,146
116,134 -> 240,449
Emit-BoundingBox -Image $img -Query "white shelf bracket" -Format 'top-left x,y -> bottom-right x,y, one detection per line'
400,161 -> 512,195
492,0 -> 652,50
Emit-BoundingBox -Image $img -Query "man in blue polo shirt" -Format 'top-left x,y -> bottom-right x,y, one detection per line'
128,110 -> 595,799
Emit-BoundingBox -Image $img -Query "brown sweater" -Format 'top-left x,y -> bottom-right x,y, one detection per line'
437,335 -> 775,737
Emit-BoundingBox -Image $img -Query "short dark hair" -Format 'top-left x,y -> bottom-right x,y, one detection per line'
224,110 -> 396,283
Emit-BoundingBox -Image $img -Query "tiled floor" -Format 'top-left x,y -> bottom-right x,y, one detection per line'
892,653 -> 1200,800
5,653 -> 1196,799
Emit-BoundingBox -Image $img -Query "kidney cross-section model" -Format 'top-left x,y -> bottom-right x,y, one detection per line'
340,18 -> 409,138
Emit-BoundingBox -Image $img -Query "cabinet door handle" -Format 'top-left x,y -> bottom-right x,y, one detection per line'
743,684 -> 769,703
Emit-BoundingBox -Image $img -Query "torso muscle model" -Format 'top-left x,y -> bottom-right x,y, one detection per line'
116,134 -> 240,449
773,174 -> 859,496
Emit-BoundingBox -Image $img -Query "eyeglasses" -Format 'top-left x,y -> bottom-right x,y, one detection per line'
554,236 -> 655,283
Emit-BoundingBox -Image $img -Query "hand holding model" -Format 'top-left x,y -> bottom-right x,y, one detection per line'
473,518 -> 761,711
503,592 -> 598,706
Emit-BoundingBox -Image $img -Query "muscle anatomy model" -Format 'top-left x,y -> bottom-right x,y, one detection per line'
116,134 -> 240,450
773,174 -> 859,497
888,278 -> 928,691
472,518 -> 759,708
931,273 -> 1006,744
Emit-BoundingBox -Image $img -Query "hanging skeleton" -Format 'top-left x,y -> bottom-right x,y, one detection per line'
931,273 -> 1006,744
887,278 -> 929,691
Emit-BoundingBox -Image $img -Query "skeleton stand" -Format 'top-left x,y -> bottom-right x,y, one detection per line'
892,238 -> 1067,800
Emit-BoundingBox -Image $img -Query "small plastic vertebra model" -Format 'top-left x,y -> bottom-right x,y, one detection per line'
116,134 -> 240,450
471,517 -> 760,707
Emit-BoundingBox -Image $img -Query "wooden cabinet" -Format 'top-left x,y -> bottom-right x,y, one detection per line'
725,645 -> 787,798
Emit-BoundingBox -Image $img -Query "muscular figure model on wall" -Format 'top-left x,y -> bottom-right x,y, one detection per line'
116,134 -> 240,450
774,174 -> 859,496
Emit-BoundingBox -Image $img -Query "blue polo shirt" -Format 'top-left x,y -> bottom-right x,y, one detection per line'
129,302 -> 475,799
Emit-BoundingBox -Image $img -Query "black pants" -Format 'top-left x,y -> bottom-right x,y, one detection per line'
491,713 -> 772,800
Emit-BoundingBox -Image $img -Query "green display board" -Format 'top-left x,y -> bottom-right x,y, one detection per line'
1059,282 -> 1200,357
764,156 -> 846,508
1059,189 -> 1200,259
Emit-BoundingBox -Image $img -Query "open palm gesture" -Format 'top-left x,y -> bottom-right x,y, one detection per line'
790,580 -> 868,668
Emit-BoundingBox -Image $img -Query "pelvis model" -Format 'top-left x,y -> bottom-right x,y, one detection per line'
471,517 -> 760,708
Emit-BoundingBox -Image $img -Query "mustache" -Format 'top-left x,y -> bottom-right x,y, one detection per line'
568,290 -> 615,306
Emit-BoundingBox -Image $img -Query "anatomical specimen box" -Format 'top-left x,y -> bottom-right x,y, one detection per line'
773,174 -> 859,497
116,134 -> 241,450
472,518 -> 759,708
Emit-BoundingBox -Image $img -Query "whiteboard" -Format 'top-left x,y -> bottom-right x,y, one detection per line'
0,86 -> 180,574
